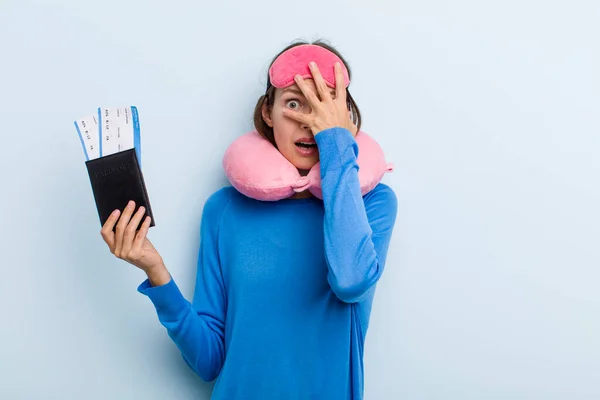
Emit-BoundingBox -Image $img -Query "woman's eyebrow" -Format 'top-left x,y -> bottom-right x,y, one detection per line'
282,88 -> 336,96
282,88 -> 304,96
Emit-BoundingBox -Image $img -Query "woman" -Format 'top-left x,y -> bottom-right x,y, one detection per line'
100,40 -> 398,400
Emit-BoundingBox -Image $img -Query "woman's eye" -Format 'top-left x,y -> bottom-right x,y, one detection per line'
286,100 -> 301,109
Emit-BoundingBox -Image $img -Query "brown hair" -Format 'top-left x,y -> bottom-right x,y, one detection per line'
253,39 -> 362,147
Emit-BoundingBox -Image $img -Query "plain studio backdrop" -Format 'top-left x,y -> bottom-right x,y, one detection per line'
0,0 -> 598,399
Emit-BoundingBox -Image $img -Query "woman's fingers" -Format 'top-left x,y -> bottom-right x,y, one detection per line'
121,206 -> 146,257
334,63 -> 346,104
282,107 -> 311,125
294,74 -> 321,108
114,200 -> 135,257
133,216 -> 152,253
100,208 -> 121,251
308,62 -> 332,102
288,62 -> 350,135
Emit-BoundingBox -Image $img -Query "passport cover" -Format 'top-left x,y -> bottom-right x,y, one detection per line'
85,148 -> 155,231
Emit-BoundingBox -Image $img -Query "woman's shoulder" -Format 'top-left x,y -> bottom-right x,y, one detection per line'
203,185 -> 240,213
364,183 -> 397,204
363,183 -> 398,226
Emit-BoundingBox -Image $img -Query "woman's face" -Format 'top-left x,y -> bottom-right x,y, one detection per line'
262,79 -> 336,173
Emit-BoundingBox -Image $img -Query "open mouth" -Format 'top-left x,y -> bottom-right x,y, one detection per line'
295,137 -> 317,149
295,141 -> 317,149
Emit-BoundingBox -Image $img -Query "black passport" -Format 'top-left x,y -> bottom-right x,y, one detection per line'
85,148 -> 155,231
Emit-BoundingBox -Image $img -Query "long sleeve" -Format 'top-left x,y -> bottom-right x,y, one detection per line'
137,188 -> 233,381
315,127 -> 398,304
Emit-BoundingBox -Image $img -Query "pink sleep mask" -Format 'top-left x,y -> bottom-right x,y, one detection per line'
222,130 -> 394,201
269,44 -> 350,89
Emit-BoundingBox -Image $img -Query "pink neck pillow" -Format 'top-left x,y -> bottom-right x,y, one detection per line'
222,130 -> 393,201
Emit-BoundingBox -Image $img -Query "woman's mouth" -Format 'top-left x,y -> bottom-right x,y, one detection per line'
295,138 -> 318,157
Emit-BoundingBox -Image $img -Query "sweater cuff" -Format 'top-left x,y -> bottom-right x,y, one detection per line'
137,277 -> 190,322
314,127 -> 358,173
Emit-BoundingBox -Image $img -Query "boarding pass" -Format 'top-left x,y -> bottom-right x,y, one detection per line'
74,106 -> 142,165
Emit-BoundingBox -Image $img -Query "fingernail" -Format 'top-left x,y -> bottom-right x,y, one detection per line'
128,200 -> 134,207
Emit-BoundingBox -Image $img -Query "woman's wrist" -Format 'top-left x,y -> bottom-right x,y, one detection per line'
145,262 -> 171,287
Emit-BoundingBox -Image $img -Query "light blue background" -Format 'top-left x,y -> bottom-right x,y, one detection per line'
0,0 -> 598,399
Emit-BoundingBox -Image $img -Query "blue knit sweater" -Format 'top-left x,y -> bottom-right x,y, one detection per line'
138,127 -> 398,399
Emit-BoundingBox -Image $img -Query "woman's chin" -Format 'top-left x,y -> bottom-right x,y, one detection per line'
293,159 -> 318,173
280,150 -> 319,173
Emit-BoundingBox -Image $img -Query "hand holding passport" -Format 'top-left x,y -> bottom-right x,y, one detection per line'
75,106 -> 155,232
